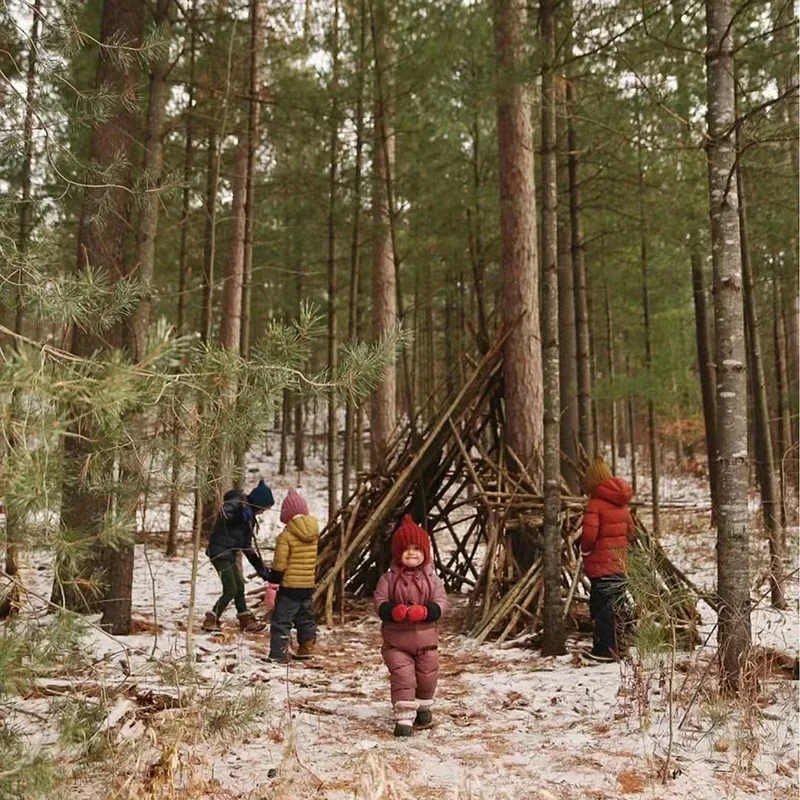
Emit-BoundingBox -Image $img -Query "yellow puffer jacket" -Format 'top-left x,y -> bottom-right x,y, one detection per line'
272,515 -> 320,588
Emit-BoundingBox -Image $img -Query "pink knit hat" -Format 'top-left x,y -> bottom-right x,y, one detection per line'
280,488 -> 309,524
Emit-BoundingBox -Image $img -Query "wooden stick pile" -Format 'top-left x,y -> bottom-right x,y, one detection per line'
313,330 -> 702,642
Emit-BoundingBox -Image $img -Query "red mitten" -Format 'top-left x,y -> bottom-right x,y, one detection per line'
264,583 -> 279,611
391,604 -> 409,622
407,604 -> 428,623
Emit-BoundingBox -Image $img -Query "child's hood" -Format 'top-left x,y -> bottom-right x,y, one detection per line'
593,476 -> 632,506
285,514 -> 319,543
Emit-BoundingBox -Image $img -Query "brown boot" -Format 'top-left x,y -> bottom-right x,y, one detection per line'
238,611 -> 267,633
295,639 -> 316,660
201,612 -> 221,632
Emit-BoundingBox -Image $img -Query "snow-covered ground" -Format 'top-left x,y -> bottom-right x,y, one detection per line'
4,445 -> 799,799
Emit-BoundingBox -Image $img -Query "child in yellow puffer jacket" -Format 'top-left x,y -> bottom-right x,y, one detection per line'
264,488 -> 320,663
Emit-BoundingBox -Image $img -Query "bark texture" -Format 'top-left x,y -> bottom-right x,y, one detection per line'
704,0 -> 751,690
566,82 -> 592,465
540,0 -> 565,655
493,0 -> 542,474
56,0 -> 145,636
557,79 -> 580,490
370,0 -> 397,474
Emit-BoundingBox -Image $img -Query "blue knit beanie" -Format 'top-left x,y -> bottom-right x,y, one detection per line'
247,479 -> 275,510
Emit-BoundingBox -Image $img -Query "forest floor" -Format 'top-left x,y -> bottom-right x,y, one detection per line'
4,446 -> 799,800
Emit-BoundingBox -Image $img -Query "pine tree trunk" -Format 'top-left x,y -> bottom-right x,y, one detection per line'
2,0 -> 41,619
220,136 -> 248,353
279,388 -> 289,475
605,282 -> 618,475
201,131 -> 248,540
167,6 -> 196,559
341,0 -> 366,507
126,0 -> 172,361
540,0 -> 565,656
494,0 -> 542,477
773,276 -> 794,521
556,80 -> 580,490
625,343 -> 637,495
369,0 -> 397,474
467,113 -> 490,353
786,288 -> 799,459
636,113 -> 660,537
690,236 -> 720,523
326,0 -> 341,520
200,127 -> 219,343
736,147 -> 785,609
55,0 -> 145,632
704,0 -> 751,691
108,0 -> 172,629
240,0 -> 262,363
294,392 -> 305,471
567,81 -> 592,465
588,289 -> 600,457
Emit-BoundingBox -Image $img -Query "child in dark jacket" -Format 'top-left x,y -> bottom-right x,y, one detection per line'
374,515 -> 447,737
263,488 -> 320,663
203,479 -> 274,634
580,457 -> 635,662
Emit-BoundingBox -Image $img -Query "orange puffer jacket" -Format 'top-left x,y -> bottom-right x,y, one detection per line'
580,477 -> 635,578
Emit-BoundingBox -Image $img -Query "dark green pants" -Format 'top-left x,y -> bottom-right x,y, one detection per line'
212,559 -> 247,617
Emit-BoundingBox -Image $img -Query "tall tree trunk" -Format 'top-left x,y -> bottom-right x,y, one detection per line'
240,0 -> 262,363
200,127 -> 219,343
220,136 -> 248,353
625,343 -> 637,495
54,0 -> 145,634
342,0 -> 367,506
540,0 -> 565,656
467,111 -> 490,353
567,81 -> 592,465
704,0 -> 751,692
279,388 -> 289,475
604,282 -> 618,475
294,392 -> 305,471
369,0 -> 397,474
690,234 -> 720,523
494,0 -> 542,477
200,132 -> 248,540
233,0 -> 264,489
111,0 -> 172,627
326,0 -> 341,520
636,119 -> 660,537
736,137 -> 785,609
786,287 -> 799,458
772,276 -> 794,522
127,0 -> 172,361
293,249 -> 306,472
2,0 -> 41,620
167,3 -> 196,559
556,81 -> 580,490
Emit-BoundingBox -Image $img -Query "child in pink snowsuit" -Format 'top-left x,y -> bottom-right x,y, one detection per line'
374,515 -> 447,737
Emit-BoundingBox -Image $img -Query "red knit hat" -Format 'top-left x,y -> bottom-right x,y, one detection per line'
280,488 -> 309,524
392,514 -> 431,565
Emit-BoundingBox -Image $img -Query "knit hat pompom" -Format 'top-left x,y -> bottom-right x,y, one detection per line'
391,514 -> 431,566
583,456 -> 613,496
280,487 -> 309,523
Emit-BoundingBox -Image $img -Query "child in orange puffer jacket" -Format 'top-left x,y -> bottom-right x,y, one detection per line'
580,457 -> 635,662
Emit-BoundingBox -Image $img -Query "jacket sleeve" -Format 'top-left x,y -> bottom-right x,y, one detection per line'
426,572 -> 448,621
267,530 -> 289,584
580,500 -> 600,558
374,572 -> 395,621
243,547 -> 268,578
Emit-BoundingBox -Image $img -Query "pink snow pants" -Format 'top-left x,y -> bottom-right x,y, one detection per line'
381,623 -> 439,703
